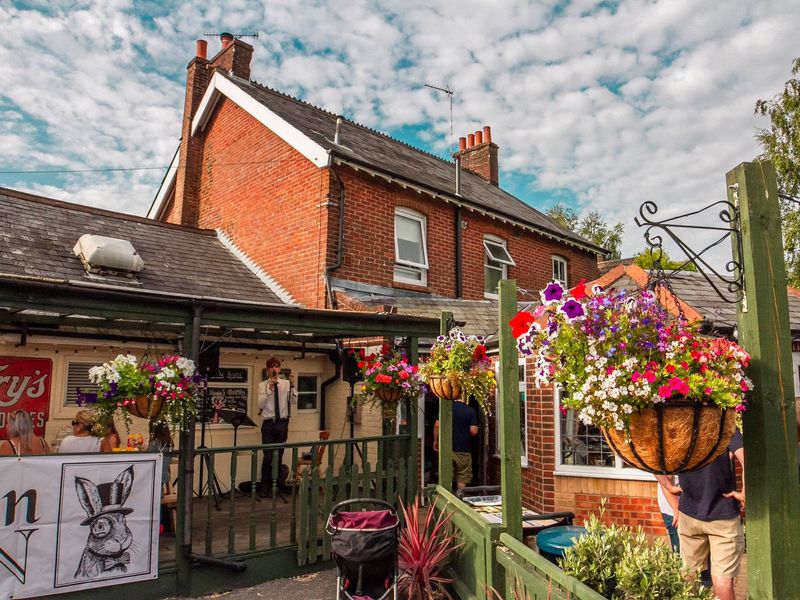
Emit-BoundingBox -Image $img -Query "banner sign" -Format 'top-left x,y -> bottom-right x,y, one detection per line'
0,356 -> 52,438
0,453 -> 162,598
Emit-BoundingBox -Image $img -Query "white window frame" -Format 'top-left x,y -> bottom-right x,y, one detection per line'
484,235 -> 515,299
554,387 -> 653,481
394,208 -> 429,285
552,255 -> 568,287
493,357 -> 529,468
296,373 -> 321,412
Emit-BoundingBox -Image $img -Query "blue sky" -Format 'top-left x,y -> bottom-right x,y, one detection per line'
0,1 -> 798,257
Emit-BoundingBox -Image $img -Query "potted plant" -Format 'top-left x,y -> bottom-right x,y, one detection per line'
77,353 -> 201,432
421,328 -> 496,414
397,496 -> 461,599
354,344 -> 422,420
513,281 -> 750,474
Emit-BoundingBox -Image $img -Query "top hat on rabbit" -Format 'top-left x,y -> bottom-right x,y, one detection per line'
74,466 -> 134,578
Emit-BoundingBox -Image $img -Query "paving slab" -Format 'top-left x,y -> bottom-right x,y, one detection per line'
176,568 -> 338,600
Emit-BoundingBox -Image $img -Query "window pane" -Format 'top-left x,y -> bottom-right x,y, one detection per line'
484,264 -> 503,294
297,375 -> 318,410
395,264 -> 424,282
396,215 -> 424,264
559,409 -> 614,466
552,257 -> 567,285
484,240 -> 515,265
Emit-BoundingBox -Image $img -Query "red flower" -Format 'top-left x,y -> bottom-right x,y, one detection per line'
569,278 -> 588,300
357,361 -> 365,369
680,361 -> 689,370
473,345 -> 487,362
399,371 -> 409,380
380,343 -> 391,355
739,379 -> 749,392
509,311 -> 535,338
665,364 -> 676,374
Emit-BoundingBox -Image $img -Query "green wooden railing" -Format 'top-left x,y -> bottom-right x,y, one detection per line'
189,434 -> 413,567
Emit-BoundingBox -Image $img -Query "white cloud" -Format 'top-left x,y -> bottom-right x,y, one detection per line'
0,0 -> 798,262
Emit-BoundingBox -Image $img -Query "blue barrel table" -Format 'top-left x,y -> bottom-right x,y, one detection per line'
536,525 -> 587,564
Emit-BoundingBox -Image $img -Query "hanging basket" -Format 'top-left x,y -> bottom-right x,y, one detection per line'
601,400 -> 736,474
126,395 -> 163,420
427,375 -> 461,401
376,386 -> 402,404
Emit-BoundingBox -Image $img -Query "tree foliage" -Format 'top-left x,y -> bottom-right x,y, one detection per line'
755,57 -> 800,286
546,205 -> 624,259
633,248 -> 696,272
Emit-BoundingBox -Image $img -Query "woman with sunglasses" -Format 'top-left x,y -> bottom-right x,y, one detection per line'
0,410 -> 51,456
58,410 -> 101,454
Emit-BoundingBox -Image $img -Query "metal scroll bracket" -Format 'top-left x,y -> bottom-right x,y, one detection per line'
634,198 -> 745,304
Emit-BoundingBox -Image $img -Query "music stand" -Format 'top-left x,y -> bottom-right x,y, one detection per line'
218,409 -> 257,446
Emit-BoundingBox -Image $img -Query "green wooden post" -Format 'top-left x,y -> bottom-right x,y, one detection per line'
498,279 -> 522,540
726,161 -> 800,599
408,336 -> 419,502
438,312 -> 454,491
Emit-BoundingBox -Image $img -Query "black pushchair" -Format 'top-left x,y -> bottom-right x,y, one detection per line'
326,498 -> 400,600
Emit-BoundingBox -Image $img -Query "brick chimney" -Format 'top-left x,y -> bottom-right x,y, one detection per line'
170,34 -> 254,226
453,125 -> 499,186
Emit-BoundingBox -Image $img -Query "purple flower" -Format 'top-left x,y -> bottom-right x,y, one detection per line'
110,381 -> 118,394
559,298 -> 585,321
541,281 -> 565,304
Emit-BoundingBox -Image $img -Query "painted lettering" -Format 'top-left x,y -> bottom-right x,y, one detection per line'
0,528 -> 37,583
4,490 -> 39,526
25,371 -> 47,399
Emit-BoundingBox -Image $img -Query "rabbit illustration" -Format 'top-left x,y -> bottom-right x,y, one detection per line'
74,465 -> 134,579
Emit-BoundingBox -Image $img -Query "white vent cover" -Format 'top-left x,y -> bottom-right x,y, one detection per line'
73,234 -> 144,274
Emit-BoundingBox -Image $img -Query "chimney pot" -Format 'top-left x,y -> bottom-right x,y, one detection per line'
220,32 -> 234,49
196,39 -> 208,60
467,133 -> 475,147
459,137 -> 467,152
483,125 -> 492,144
475,130 -> 483,145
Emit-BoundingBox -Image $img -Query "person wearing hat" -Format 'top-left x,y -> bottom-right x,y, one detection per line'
258,357 -> 296,490
58,410 -> 101,453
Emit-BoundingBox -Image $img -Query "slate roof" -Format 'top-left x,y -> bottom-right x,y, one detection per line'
331,277 -> 532,341
225,75 -> 604,254
0,187 -> 288,305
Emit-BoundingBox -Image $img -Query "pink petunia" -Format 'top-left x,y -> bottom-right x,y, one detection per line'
631,371 -> 641,383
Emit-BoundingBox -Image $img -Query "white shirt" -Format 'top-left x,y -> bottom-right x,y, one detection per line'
657,476 -> 677,516
58,435 -> 101,454
257,378 -> 297,420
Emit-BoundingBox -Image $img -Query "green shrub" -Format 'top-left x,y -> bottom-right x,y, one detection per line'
558,512 -> 632,597
560,512 -> 712,600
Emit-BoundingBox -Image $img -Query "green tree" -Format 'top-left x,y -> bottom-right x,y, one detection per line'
633,248 -> 696,272
546,205 -> 624,259
755,57 -> 800,286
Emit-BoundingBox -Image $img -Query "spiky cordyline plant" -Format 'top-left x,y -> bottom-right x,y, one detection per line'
397,497 -> 462,600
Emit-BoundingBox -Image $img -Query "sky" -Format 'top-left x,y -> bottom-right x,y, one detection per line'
0,0 -> 798,259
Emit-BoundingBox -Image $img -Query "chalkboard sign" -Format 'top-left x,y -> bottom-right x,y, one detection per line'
207,368 -> 248,384
198,387 -> 250,423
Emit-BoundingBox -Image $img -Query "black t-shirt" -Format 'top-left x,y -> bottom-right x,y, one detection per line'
678,430 -> 744,522
452,402 -> 478,453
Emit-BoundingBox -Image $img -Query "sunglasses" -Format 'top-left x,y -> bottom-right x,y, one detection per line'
72,420 -> 82,426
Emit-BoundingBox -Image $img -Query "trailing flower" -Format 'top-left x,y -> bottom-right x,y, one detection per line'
354,344 -> 421,420
421,327 -> 496,415
513,280 -> 751,430
77,353 -> 202,432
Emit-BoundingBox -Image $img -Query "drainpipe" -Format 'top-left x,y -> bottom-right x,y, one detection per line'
324,167 -> 346,309
320,348 -> 342,430
455,205 -> 463,298
454,157 -> 463,298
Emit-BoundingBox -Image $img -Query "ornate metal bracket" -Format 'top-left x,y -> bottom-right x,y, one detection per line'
634,199 -> 745,303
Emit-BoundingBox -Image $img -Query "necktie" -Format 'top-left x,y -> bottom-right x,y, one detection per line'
273,381 -> 280,420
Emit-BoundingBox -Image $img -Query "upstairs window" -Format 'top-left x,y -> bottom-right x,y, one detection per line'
484,236 -> 515,298
552,255 -> 568,287
394,208 -> 428,285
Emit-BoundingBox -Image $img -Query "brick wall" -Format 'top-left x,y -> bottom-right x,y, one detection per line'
330,165 -> 598,301
556,477 -> 666,537
190,97 -> 332,307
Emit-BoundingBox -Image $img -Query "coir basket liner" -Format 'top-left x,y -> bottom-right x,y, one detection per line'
127,395 -> 163,420
601,400 -> 736,474
427,375 -> 461,401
